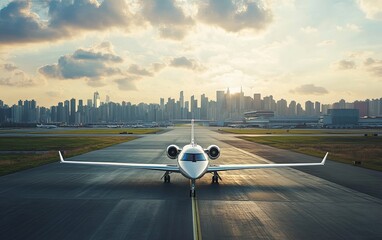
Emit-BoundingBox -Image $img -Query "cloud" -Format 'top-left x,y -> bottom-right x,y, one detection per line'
0,1 -> 61,44
290,84 -> 329,95
336,24 -> 361,32
197,0 -> 273,33
170,57 -> 205,71
152,63 -> 166,72
114,76 -> 139,91
364,57 -> 382,77
317,40 -> 335,47
0,63 -> 39,87
39,42 -> 123,83
357,0 -> 382,20
140,0 -> 194,40
128,64 -> 153,76
364,57 -> 376,66
49,0 -> 134,30
0,0 -> 134,44
46,90 -> 63,98
335,60 -> 357,70
300,26 -> 318,33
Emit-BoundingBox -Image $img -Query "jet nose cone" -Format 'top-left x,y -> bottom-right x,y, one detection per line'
181,161 -> 208,179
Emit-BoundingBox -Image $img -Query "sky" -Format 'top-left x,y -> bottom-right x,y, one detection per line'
0,0 -> 381,107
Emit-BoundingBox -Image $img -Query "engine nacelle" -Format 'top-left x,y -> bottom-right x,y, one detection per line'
205,145 -> 220,160
166,145 -> 181,159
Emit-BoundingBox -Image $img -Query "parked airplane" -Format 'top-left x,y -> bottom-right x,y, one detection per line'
37,124 -> 57,129
59,120 -> 328,197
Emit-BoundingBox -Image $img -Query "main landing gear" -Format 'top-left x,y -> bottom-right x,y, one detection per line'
162,171 -> 171,183
211,171 -> 221,184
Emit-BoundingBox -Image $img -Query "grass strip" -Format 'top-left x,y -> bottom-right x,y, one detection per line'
0,136 -> 136,176
31,128 -> 161,135
239,136 -> 382,171
220,128 -> 381,135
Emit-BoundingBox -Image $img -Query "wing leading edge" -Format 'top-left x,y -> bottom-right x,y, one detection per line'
207,152 -> 328,172
59,151 -> 179,172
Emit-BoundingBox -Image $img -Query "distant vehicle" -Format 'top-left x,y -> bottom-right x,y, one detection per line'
59,120 -> 328,197
37,124 -> 57,129
107,125 -> 121,128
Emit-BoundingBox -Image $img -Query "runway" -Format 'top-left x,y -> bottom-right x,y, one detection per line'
0,127 -> 382,239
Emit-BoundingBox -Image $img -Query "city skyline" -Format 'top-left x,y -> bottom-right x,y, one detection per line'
1,89 -> 381,125
1,88 -> 381,110
0,1 -> 382,106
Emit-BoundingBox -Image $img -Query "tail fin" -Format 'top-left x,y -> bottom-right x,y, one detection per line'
191,119 -> 195,145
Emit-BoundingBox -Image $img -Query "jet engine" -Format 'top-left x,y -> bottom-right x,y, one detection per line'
205,145 -> 220,160
166,145 -> 181,159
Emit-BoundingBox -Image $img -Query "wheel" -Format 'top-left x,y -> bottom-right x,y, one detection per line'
212,175 -> 218,183
164,175 -> 170,183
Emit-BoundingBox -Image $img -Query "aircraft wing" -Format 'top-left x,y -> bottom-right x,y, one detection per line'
207,152 -> 328,172
59,151 -> 180,172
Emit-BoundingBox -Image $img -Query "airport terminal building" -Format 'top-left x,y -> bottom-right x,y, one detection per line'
244,109 -> 382,128
244,111 -> 320,128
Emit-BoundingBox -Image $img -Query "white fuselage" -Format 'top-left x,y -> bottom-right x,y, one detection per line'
177,144 -> 209,180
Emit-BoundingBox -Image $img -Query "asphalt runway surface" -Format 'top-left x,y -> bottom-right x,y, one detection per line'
1,127 -> 382,239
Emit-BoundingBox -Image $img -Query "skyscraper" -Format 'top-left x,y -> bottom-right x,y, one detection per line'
70,98 -> 76,124
180,91 -> 184,108
93,91 -> 100,108
253,93 -> 262,110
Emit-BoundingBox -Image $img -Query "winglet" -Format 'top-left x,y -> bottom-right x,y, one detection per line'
321,152 -> 329,165
59,151 -> 65,163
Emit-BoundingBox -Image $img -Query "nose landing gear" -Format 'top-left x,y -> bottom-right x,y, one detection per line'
190,179 -> 196,197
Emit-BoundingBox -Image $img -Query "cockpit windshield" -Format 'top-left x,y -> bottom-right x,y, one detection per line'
181,153 -> 206,161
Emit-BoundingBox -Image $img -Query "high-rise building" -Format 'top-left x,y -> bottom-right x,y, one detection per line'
216,90 -> 225,120
64,100 -> 69,123
106,95 -> 110,103
253,93 -> 262,110
288,100 -> 296,116
201,94 -> 208,120
315,101 -> 321,115
180,91 -> 184,108
70,98 -> 76,124
263,95 -> 275,111
93,91 -> 100,108
296,103 -> 303,116
239,86 -> 244,112
305,101 -> 314,116
276,99 -> 288,116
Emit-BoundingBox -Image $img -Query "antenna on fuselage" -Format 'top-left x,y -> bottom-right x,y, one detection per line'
191,119 -> 195,146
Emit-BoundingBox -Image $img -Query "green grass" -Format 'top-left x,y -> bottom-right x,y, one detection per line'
239,136 -> 382,171
32,128 -> 161,134
0,136 -> 136,176
220,128 -> 381,135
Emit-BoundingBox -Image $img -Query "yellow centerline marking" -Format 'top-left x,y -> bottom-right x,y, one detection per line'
192,195 -> 202,240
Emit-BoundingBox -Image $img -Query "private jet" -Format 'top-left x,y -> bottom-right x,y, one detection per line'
59,120 -> 328,197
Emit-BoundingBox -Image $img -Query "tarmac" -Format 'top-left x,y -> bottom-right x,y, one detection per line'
0,127 -> 381,240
